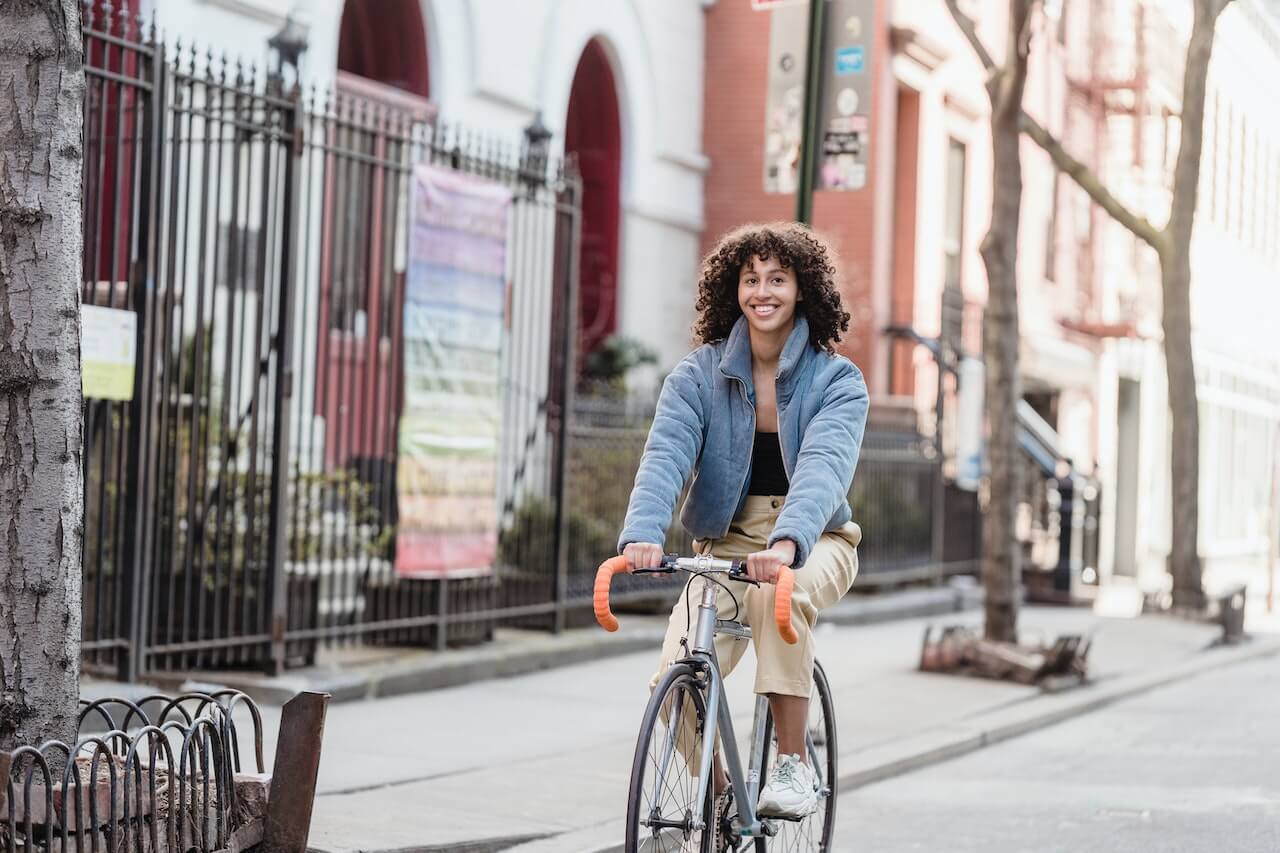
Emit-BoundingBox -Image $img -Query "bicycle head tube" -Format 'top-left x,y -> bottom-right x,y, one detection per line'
691,556 -> 721,654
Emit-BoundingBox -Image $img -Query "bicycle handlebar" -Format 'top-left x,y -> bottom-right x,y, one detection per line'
593,555 -> 799,645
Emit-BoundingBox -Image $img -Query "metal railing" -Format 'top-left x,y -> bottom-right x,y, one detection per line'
2,692 -> 265,853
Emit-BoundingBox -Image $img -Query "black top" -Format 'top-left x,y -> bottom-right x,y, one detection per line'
748,432 -> 790,496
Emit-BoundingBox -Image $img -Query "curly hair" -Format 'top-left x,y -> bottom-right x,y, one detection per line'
693,222 -> 851,353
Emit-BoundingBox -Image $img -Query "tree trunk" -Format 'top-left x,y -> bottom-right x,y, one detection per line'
978,0 -> 1033,644
1161,247 -> 1201,609
1159,0 -> 1228,610
0,0 -> 86,750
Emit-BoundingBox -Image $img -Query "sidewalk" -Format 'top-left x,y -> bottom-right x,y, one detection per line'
153,584 -> 979,705
246,599 -> 1280,853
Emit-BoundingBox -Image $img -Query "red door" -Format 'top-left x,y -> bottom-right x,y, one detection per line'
565,40 -> 622,362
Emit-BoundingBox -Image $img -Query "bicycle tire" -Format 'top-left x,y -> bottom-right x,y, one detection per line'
753,659 -> 838,852
626,663 -> 716,853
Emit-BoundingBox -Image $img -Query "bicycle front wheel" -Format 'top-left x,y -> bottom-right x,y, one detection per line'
626,663 -> 716,853
755,659 -> 838,852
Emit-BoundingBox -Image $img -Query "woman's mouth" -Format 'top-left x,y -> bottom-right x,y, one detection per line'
750,304 -> 779,318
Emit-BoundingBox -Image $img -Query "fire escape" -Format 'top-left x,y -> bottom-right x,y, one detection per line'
1061,0 -> 1176,339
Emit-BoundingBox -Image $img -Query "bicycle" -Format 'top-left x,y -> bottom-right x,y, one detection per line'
596,554 -> 838,852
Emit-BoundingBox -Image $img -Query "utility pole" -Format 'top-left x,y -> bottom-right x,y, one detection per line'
794,0 -> 826,225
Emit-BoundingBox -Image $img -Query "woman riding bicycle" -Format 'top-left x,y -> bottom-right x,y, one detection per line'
618,222 -> 868,824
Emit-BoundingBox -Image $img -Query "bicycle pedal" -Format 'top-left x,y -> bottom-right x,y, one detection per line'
757,809 -> 816,823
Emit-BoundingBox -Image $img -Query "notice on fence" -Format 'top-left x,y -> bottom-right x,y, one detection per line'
81,304 -> 137,401
396,164 -> 512,578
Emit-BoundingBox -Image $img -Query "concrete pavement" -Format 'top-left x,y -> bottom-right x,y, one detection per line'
836,652 -> 1280,851
242,599 -> 1280,853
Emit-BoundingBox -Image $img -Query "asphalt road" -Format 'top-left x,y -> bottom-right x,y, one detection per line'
834,652 -> 1280,852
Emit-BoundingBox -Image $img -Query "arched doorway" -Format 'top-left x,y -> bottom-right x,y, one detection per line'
564,39 -> 622,362
337,0 -> 430,97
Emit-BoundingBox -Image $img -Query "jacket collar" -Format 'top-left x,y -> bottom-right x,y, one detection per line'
718,314 -> 812,392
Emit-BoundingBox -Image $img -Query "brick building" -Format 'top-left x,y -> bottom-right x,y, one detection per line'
702,0 -> 1280,596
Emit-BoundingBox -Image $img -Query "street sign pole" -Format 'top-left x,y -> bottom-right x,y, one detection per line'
795,0 -> 826,224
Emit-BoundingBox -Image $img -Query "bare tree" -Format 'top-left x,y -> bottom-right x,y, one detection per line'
1020,0 -> 1232,609
946,0 -> 1035,642
0,0 -> 86,749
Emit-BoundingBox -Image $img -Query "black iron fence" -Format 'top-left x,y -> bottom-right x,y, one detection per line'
76,8 -> 586,677
79,0 -> 157,678
77,8 -> 970,679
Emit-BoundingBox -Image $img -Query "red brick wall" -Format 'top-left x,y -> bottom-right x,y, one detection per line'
701,0 -> 888,379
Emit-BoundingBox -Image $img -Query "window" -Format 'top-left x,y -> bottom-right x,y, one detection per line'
1245,123 -> 1255,251
1044,169 -> 1059,282
1272,148 -> 1279,265
1224,99 -> 1235,234
943,139 -> 966,291
1234,113 -> 1245,241
1212,92 -> 1223,225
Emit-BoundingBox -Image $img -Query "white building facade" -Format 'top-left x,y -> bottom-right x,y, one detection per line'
1092,0 -> 1280,598
151,0 -> 710,373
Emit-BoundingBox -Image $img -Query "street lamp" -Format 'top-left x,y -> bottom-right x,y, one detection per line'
267,11 -> 310,91
521,111 -> 553,195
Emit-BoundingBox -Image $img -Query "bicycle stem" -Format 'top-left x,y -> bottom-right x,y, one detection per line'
691,580 -> 720,655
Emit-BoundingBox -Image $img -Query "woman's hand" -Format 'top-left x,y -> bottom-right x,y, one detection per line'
744,539 -> 797,584
624,542 -> 665,575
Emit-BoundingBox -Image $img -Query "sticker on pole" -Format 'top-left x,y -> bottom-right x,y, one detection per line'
834,46 -> 865,74
751,0 -> 806,10
81,303 -> 136,401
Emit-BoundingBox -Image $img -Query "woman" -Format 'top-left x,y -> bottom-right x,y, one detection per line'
618,222 -> 869,824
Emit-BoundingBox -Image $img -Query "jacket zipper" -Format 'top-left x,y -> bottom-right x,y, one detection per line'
776,393 -> 792,483
733,376 -> 756,533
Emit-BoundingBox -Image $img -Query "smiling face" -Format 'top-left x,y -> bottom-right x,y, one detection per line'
737,254 -> 801,338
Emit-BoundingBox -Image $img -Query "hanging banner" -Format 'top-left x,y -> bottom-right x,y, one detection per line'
763,0 -> 875,193
762,2 -> 810,194
817,0 -> 874,191
396,164 -> 511,577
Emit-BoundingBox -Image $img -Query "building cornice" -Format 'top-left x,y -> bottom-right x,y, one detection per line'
890,25 -> 950,73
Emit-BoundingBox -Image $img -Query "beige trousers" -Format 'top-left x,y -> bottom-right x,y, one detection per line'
650,495 -> 861,699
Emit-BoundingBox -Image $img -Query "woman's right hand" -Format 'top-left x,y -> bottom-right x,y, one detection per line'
623,542 -> 665,574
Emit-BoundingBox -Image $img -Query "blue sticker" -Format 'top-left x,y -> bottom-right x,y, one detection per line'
835,46 -> 865,75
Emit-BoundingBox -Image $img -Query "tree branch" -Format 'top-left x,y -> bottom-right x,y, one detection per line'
945,0 -> 998,73
1020,112 -> 1165,251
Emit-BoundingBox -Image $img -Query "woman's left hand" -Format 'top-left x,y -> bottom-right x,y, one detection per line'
744,540 -> 797,584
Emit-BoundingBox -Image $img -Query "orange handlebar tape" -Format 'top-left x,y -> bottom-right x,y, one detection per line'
774,566 -> 799,645
594,556 -> 630,632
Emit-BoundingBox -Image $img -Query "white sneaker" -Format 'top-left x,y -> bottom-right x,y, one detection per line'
756,753 -> 819,819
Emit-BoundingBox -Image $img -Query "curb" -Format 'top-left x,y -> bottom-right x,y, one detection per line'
502,632 -> 1280,853
145,585 -> 977,707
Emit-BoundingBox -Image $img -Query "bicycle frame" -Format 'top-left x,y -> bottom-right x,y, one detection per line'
656,576 -> 823,840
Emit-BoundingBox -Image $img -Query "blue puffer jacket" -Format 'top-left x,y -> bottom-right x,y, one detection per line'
618,315 -> 869,568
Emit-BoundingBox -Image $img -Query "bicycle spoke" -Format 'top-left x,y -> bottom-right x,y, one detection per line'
761,674 -> 833,852
636,678 -> 708,852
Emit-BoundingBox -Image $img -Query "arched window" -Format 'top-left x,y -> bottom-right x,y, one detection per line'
337,0 -> 430,97
564,39 -> 622,360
